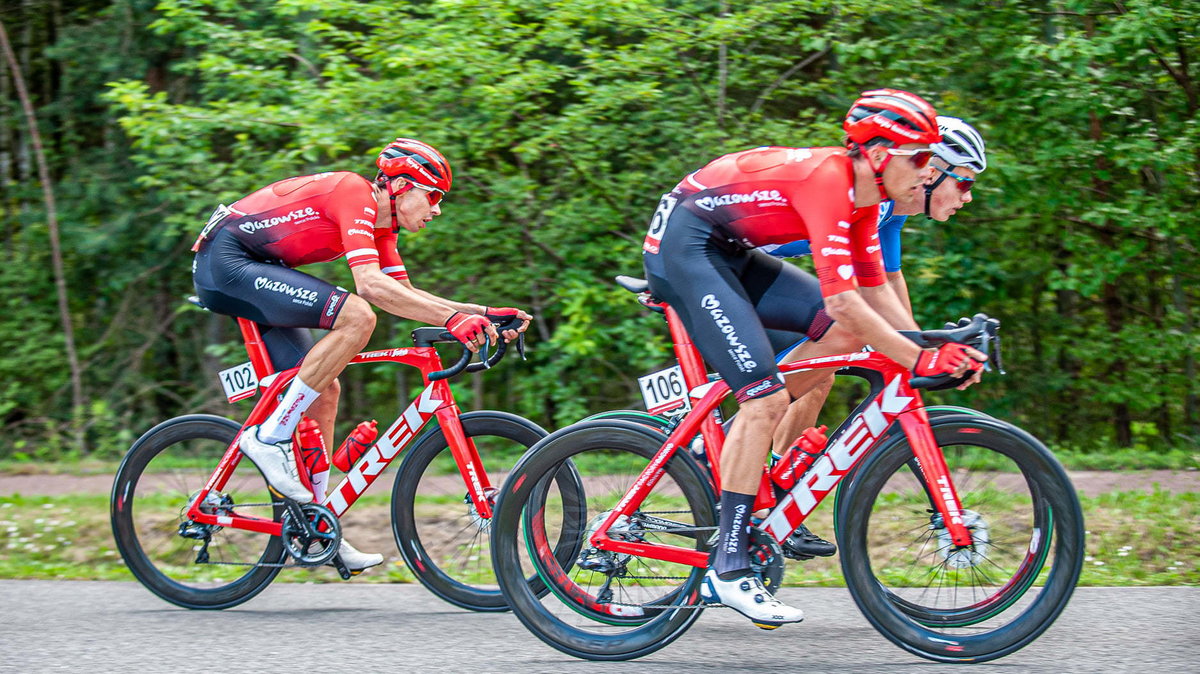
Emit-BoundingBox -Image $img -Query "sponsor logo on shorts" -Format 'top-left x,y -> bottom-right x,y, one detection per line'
347,228 -> 373,237
742,375 -> 782,399
254,276 -> 319,305
821,247 -> 851,256
700,294 -> 757,372
827,234 -> 850,244
837,220 -> 851,229
238,207 -> 319,234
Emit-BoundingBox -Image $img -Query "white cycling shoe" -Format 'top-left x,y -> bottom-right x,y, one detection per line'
238,425 -> 313,504
700,569 -> 804,630
337,540 -> 384,573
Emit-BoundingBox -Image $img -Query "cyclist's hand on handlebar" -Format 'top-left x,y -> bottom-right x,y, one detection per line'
913,342 -> 988,390
445,311 -> 496,353
485,306 -> 532,342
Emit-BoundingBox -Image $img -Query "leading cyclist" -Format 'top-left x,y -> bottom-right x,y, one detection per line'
640,89 -> 986,629
192,138 -> 530,572
761,116 -> 989,560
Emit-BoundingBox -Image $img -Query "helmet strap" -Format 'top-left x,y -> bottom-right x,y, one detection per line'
385,178 -> 415,233
924,172 -> 950,218
858,144 -> 891,200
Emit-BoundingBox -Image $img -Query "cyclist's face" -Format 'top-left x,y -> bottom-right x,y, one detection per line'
393,180 -> 443,233
926,164 -> 976,221
879,143 -> 930,213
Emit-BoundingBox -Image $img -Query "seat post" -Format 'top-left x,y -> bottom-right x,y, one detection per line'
236,317 -> 275,379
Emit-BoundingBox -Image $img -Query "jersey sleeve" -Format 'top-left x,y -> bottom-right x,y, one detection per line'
849,205 -> 886,288
328,174 -> 382,269
374,228 -> 409,281
877,213 -> 906,273
787,157 -> 859,298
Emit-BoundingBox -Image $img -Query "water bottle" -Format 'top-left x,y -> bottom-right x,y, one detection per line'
770,425 -> 829,490
332,420 -> 379,472
296,417 -> 329,476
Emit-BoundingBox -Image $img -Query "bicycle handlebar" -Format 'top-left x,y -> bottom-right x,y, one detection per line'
418,315 -> 527,381
901,313 -> 1004,390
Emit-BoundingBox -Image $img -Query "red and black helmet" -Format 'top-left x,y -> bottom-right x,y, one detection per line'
376,138 -> 453,193
843,89 -> 941,147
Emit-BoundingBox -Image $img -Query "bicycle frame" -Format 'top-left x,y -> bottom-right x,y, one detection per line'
183,321 -> 492,538
589,304 -> 975,568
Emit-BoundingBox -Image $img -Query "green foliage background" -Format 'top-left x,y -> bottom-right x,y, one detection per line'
1,0 -> 1197,457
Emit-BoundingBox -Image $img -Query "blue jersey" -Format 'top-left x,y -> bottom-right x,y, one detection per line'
761,200 -> 908,273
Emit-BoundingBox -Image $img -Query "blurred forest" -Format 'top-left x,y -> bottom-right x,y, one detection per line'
1,0 -> 1197,459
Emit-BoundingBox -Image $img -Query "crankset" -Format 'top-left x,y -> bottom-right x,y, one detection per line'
748,526 -> 785,593
280,500 -> 342,566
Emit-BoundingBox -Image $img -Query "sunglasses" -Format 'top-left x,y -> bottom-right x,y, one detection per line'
933,166 -> 976,193
885,147 -> 934,168
410,182 -> 445,206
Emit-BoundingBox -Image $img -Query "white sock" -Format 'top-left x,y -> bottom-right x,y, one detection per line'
259,377 -> 320,444
310,470 -> 329,503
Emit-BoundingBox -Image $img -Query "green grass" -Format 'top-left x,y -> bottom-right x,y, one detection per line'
0,487 -> 1195,587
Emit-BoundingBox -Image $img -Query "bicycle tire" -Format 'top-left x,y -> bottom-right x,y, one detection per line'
839,416 -> 1084,662
391,411 -> 567,612
580,409 -> 671,432
492,420 -> 716,661
111,414 -> 286,610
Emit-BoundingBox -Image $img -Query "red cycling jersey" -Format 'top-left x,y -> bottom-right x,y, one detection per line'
643,146 -> 884,297
222,171 -> 409,281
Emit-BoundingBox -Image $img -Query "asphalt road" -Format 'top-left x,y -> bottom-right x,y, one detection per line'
0,581 -> 1195,673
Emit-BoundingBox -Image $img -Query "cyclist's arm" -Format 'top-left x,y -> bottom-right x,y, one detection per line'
402,282 -> 486,316
823,290 -> 922,366
877,211 -> 912,318
349,262 -> 458,325
860,279 -> 918,330
887,270 -> 914,318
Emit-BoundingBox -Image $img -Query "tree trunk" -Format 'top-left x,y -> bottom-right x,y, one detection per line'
0,18 -> 86,450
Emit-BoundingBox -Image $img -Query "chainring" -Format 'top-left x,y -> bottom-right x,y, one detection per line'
280,502 -> 342,566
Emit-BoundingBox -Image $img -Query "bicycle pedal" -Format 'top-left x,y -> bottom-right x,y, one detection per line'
753,622 -> 782,631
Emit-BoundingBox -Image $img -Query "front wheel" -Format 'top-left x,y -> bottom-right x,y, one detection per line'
111,415 -> 286,609
839,416 -> 1084,662
391,411 -> 560,612
492,420 -> 716,661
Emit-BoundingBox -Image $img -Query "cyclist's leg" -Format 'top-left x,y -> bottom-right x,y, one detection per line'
645,217 -> 815,625
194,229 -> 357,499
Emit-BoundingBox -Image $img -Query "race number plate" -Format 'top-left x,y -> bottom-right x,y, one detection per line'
638,365 -> 690,415
218,362 -> 258,403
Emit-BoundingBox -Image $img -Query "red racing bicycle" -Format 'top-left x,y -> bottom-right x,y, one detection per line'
490,291 -> 1084,662
111,300 -> 581,611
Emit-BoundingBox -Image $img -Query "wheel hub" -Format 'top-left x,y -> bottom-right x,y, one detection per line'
932,509 -> 990,569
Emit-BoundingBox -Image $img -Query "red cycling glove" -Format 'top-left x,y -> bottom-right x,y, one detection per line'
484,306 -> 521,325
445,311 -> 490,345
913,343 -> 984,377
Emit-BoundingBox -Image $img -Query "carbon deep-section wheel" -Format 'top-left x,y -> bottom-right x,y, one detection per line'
111,415 -> 286,609
392,410 -> 580,612
839,415 -> 1084,662
492,420 -> 717,660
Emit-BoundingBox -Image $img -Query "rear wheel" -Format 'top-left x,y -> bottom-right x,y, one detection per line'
111,415 -> 285,609
840,416 -> 1084,662
492,420 -> 716,661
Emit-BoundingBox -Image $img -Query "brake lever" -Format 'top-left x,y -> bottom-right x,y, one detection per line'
480,334 -> 493,369
516,332 -> 527,360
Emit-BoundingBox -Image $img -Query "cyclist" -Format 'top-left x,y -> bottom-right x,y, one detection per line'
641,89 -> 986,629
192,138 -> 531,572
762,116 -> 989,559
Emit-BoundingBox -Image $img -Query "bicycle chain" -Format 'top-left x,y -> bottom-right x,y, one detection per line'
187,500 -> 334,568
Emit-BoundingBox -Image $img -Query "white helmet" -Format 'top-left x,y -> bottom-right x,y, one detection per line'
931,116 -> 986,172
